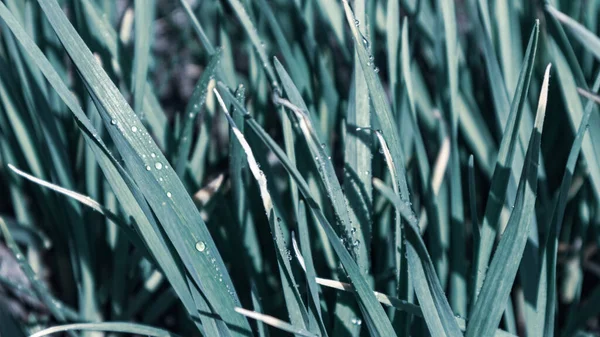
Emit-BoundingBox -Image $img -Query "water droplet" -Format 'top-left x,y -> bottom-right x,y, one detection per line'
356,127 -> 362,131
110,119 -> 117,125
374,67 -> 380,74
277,217 -> 282,222
351,318 -> 362,326
155,162 -> 163,170
131,126 -> 138,132
354,19 -> 360,27
351,227 -> 357,234
195,241 -> 206,252
166,192 -> 172,198
151,153 -> 156,158
369,55 -> 374,62
320,142 -> 326,148
361,37 -> 370,49
353,240 -> 360,247
145,165 -> 151,171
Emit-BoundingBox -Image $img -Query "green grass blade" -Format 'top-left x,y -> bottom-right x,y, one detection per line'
35,0 -> 251,334
340,2 -> 411,318
295,200 -> 328,337
373,131 -> 462,337
545,5 -> 600,203
131,0 -> 155,116
174,51 -> 221,177
234,307 -> 317,337
466,64 -> 551,337
215,89 -> 309,331
371,180 -> 517,337
542,79 -> 600,337
216,86 -> 398,336
29,322 -> 182,337
225,0 -> 280,93
472,21 -> 539,301
273,62 -> 354,249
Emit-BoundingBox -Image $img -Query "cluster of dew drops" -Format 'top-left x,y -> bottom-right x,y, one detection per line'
195,240 -> 238,302
354,19 -> 379,74
109,118 -> 171,200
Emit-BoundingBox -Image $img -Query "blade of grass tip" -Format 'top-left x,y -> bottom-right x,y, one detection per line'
35,0 -> 250,334
234,307 -> 317,337
0,218 -> 76,337
472,21 -> 539,303
132,0 -> 155,117
224,0 -> 280,93
543,77 -> 600,337
174,50 -> 221,177
0,4 -> 204,333
373,131 -> 463,337
216,85 -> 398,336
7,164 -> 150,261
467,63 -> 551,337
214,89 -> 309,330
29,322 -> 183,337
294,201 -> 329,336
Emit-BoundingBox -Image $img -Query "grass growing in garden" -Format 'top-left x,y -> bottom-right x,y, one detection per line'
0,0 -> 600,336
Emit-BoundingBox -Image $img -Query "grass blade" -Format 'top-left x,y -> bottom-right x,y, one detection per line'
30,322 -> 182,337
131,0 -> 155,116
35,0 -> 251,334
467,64 -> 551,337
472,21 -> 540,301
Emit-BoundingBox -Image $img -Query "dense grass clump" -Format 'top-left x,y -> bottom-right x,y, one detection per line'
1,0 -> 600,336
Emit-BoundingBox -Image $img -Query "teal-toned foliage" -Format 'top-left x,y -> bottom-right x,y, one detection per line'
0,1 -> 599,336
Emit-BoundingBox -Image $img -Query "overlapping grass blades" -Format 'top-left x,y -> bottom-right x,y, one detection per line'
467,63 -> 551,337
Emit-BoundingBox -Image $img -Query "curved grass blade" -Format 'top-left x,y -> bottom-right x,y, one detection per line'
216,85 -> 398,336
472,21 -> 539,301
371,180 -> 517,337
543,78 -> 600,337
131,0 -> 155,116
466,64 -> 551,337
273,63 -> 354,250
545,8 -> 600,203
7,164 -> 150,259
373,131 -> 462,337
0,4 -> 206,334
546,4 -> 600,62
234,308 -> 318,337
29,322 -> 182,337
35,0 -> 251,334
215,89 -> 309,331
